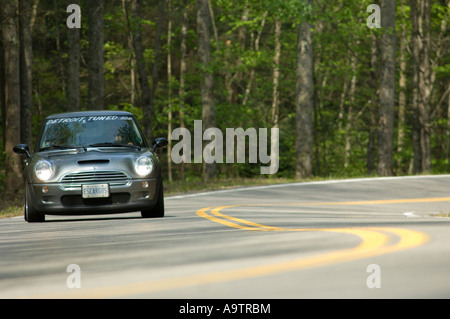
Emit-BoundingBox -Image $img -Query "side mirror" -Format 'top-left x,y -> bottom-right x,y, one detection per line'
151,137 -> 168,152
13,144 -> 32,158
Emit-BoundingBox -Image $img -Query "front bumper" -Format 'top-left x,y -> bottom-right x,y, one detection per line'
29,178 -> 161,215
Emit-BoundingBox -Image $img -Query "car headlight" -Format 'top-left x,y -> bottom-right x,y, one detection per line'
135,156 -> 153,176
34,160 -> 54,181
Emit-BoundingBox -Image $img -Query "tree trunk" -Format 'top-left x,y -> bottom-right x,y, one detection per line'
397,20 -> 407,173
167,0 -> 173,182
242,11 -> 266,107
271,18 -> 281,127
270,19 -> 282,178
344,54 -> 357,169
367,33 -> 378,174
53,0 -> 65,96
132,0 -> 153,141
410,0 -> 432,173
270,18 -> 281,176
30,0 -> 39,32
0,32 -> 4,148
122,0 -> 137,105
66,0 -> 80,112
178,0 -> 188,180
377,0 -> 396,176
88,0 -> 104,109
19,0 -> 33,146
447,93 -> 450,164
148,0 -> 165,142
2,0 -> 24,193
295,7 -> 314,179
197,0 -> 217,181
208,0 -> 219,51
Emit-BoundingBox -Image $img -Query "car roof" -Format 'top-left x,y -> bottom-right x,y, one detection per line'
45,110 -> 134,119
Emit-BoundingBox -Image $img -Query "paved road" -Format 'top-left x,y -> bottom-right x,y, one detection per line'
1,175 -> 450,299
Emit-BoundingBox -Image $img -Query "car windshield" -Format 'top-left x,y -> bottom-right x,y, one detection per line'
38,115 -> 146,151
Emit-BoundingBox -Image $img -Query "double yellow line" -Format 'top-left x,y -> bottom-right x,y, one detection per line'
31,197 -> 447,298
196,197 -> 449,272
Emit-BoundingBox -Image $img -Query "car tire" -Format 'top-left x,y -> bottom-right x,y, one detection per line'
141,180 -> 164,218
25,184 -> 45,223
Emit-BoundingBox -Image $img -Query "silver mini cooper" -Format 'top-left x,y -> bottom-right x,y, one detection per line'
13,111 -> 168,223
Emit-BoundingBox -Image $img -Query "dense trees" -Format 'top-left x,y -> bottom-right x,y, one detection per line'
0,0 -> 448,195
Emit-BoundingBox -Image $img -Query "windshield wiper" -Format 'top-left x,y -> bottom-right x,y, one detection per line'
88,142 -> 141,150
38,145 -> 86,152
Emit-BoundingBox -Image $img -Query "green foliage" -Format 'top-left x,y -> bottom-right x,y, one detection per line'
0,0 -> 448,195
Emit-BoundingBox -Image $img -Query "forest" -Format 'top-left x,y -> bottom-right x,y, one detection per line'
0,0 -> 448,201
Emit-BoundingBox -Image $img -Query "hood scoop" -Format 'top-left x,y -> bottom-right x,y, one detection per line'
77,159 -> 110,165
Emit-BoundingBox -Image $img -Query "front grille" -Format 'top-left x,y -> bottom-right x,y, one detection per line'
60,171 -> 129,188
61,193 -> 131,207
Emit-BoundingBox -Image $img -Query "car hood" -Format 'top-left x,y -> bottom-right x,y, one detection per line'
28,147 -> 159,183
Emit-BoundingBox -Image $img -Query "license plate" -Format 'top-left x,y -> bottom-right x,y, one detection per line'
82,184 -> 110,198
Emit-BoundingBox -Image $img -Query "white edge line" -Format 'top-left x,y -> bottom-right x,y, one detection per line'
166,174 -> 450,200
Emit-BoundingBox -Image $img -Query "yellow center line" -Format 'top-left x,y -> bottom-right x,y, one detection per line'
29,197 -> 440,298
210,205 -> 285,231
34,225 -> 391,299
194,199 -> 434,286
196,206 -> 258,231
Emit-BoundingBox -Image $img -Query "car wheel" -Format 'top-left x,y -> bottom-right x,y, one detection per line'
25,184 -> 45,223
141,180 -> 164,218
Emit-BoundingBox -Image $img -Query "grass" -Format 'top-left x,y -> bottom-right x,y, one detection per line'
0,205 -> 23,219
431,212 -> 450,217
0,189 -> 24,219
163,176 -> 298,196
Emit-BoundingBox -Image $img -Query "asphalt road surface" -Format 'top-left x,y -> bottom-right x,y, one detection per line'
1,175 -> 450,299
